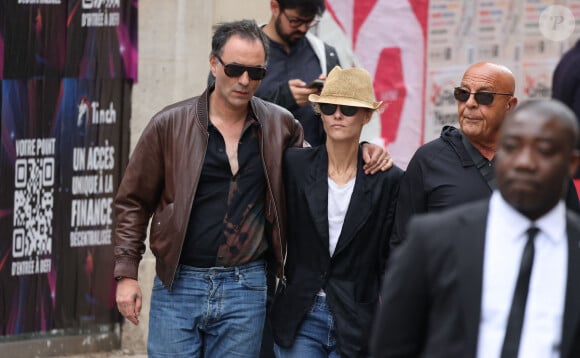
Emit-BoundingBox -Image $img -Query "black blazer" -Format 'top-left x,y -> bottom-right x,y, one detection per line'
371,200 -> 580,358
271,145 -> 403,357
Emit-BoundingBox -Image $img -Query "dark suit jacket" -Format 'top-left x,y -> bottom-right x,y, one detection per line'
371,199 -> 580,358
271,145 -> 403,357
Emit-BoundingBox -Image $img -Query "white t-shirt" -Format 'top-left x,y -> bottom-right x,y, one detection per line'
327,177 -> 356,257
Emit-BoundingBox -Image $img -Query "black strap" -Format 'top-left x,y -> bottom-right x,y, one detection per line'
324,43 -> 340,72
461,131 -> 496,191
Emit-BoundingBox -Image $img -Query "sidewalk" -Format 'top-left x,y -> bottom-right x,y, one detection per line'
62,351 -> 146,358
61,321 -> 147,358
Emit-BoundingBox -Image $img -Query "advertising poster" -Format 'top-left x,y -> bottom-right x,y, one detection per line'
522,0 -> 566,60
519,61 -> 558,100
0,11 -> 3,79
0,78 -> 130,335
427,0 -> 473,68
65,0 -> 138,80
566,0 -> 580,48
52,78 -> 130,329
473,0 -> 519,63
0,79 -> 62,335
0,1 -> 67,79
325,0 -> 428,168
424,67 -> 464,142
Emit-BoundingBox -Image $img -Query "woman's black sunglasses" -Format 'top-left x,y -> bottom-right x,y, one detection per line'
453,87 -> 512,106
215,55 -> 267,80
319,103 -> 360,116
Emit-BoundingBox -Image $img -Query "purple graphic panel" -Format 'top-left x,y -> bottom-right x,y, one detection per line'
0,79 -> 63,335
0,78 -> 130,336
0,22 -> 4,79
65,0 -> 138,80
0,1 -> 67,79
52,78 -> 130,329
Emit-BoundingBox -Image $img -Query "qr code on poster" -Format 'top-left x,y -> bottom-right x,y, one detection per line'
12,157 -> 54,259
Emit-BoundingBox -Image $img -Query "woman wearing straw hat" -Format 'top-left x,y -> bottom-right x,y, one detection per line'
269,66 -> 404,357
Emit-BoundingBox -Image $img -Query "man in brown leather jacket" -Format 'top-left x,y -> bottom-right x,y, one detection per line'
113,20 -> 389,357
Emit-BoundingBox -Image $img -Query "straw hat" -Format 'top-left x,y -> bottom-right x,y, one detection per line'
309,66 -> 382,110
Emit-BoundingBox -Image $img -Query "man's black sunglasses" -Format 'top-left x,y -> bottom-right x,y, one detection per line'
319,103 -> 360,116
453,87 -> 512,106
215,55 -> 267,80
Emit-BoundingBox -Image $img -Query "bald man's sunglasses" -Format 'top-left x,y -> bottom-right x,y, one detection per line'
216,55 -> 267,80
453,87 -> 513,106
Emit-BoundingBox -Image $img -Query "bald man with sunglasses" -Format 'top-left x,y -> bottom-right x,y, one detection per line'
391,62 -> 580,248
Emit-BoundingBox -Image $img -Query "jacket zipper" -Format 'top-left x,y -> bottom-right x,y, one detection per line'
168,116 -> 210,291
258,123 -> 285,285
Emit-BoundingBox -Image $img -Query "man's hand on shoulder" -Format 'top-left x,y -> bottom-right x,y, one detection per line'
362,142 -> 393,175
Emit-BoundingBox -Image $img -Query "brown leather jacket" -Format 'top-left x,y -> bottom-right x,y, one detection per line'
113,87 -> 304,289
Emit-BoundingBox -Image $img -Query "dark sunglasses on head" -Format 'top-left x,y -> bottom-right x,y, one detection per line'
319,103 -> 360,116
453,87 -> 513,106
215,55 -> 267,80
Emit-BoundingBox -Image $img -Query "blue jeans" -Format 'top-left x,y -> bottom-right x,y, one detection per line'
147,260 -> 267,357
274,295 -> 339,358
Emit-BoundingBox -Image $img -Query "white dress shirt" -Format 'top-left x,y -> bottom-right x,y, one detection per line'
477,191 -> 567,358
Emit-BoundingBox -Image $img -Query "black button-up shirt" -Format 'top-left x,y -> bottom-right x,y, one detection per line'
180,114 -> 267,267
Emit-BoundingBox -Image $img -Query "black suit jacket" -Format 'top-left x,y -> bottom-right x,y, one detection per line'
371,200 -> 580,358
270,145 -> 403,357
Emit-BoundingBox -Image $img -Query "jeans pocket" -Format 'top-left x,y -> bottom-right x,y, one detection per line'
152,275 -> 165,291
239,270 -> 267,291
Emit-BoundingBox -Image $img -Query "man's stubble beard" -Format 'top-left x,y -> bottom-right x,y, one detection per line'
274,15 -> 306,47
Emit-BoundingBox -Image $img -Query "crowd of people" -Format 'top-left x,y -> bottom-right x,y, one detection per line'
112,1 -> 580,357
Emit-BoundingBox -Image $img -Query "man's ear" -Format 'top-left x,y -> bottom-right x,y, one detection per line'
363,110 -> 373,125
271,0 -> 279,15
506,97 -> 518,111
209,55 -> 218,78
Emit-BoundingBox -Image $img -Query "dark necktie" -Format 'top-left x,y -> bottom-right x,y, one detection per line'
500,226 -> 540,358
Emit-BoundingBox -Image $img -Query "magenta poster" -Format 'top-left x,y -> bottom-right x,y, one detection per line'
0,79 -> 63,334
0,0 -> 138,81
0,78 -> 131,335
0,0 -> 136,339
0,11 -> 4,79
0,1 -> 67,79
52,78 -> 130,329
65,0 -> 138,80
